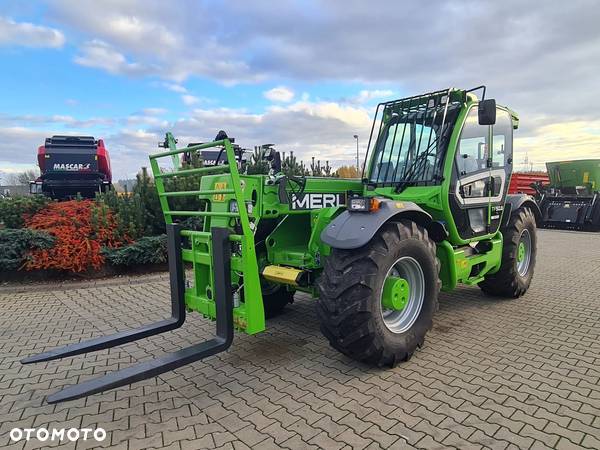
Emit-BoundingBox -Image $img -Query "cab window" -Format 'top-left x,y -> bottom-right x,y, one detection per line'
456,108 -> 489,176
492,110 -> 513,168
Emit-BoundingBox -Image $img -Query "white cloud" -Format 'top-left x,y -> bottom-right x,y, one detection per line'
168,99 -> 372,166
53,115 -> 115,127
181,94 -> 200,105
514,119 -> 600,170
264,86 -> 295,102
32,0 -> 597,171
0,113 -> 114,129
100,128 -> 163,179
1,164 -> 39,175
49,0 -> 260,84
292,101 -> 369,126
163,82 -> 187,93
0,126 -> 50,164
127,115 -> 167,127
141,107 -> 167,116
103,14 -> 179,53
74,39 -> 149,76
0,16 -> 65,48
353,90 -> 395,104
3,103 -> 600,179
0,97 -> 371,179
42,0 -> 600,124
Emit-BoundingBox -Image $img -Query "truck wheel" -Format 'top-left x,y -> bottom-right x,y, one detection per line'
262,284 -> 295,318
317,221 -> 440,367
479,207 -> 537,298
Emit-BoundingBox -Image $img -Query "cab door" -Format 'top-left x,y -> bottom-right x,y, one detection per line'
449,106 -> 491,239
487,108 -> 514,233
449,106 -> 513,240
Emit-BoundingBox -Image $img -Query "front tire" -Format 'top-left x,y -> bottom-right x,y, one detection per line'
479,207 -> 537,298
262,284 -> 295,318
317,221 -> 440,367
256,242 -> 295,318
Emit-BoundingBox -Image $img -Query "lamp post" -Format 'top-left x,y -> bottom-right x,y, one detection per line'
353,134 -> 359,173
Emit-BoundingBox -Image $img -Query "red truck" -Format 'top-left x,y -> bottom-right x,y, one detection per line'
31,135 -> 112,199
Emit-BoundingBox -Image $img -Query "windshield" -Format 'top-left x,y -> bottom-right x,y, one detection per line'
368,99 -> 461,186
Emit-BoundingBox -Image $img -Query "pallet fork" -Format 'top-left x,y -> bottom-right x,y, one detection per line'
23,134 -> 265,403
21,224 -> 234,403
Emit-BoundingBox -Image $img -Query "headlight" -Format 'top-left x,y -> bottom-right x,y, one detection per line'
347,196 -> 381,213
348,197 -> 368,211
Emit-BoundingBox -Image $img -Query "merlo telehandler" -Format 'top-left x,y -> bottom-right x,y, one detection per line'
23,87 -> 541,403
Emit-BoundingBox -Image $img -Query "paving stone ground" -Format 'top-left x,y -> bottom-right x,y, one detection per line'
1,229 -> 599,449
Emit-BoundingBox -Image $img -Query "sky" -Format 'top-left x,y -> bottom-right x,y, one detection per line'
0,0 -> 599,181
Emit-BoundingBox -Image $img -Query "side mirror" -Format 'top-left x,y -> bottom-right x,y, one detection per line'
478,99 -> 496,125
271,152 -> 282,173
262,147 -> 275,161
261,146 -> 281,173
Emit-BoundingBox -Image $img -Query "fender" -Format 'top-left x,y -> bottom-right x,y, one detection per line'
320,199 -> 445,250
502,194 -> 542,227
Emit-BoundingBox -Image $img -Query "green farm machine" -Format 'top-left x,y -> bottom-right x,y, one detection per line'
23,87 -> 541,403
535,159 -> 600,231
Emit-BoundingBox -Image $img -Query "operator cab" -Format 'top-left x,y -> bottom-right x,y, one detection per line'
364,87 -> 517,244
449,99 -> 514,240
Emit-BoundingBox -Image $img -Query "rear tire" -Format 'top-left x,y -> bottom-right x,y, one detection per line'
479,207 -> 537,298
262,285 -> 294,318
317,221 -> 440,367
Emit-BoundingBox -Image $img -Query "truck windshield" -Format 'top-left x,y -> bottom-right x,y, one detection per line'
368,101 -> 461,187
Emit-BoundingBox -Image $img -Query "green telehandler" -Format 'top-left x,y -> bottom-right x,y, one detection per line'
23,87 -> 541,403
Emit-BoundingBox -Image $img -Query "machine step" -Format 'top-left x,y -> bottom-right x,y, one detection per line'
262,265 -> 308,287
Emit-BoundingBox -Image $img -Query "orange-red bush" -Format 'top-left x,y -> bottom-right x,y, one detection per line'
24,200 -> 130,272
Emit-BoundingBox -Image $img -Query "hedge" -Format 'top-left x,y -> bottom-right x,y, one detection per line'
0,196 -> 51,228
0,228 -> 55,271
23,200 -> 128,272
102,235 -> 168,266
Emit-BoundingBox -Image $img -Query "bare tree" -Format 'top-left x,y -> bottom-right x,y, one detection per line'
5,170 -> 39,185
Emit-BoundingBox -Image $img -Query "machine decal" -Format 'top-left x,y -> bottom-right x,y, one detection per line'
52,163 -> 92,171
213,182 -> 228,201
290,193 -> 345,210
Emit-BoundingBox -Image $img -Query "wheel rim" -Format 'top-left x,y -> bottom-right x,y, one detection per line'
516,229 -> 532,276
380,256 -> 425,334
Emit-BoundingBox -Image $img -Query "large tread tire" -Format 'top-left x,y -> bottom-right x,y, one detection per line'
479,207 -> 537,298
256,241 -> 295,318
262,286 -> 295,318
317,220 -> 440,367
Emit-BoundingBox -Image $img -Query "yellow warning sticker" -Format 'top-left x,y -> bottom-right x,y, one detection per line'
395,202 -> 405,209
213,182 -> 228,202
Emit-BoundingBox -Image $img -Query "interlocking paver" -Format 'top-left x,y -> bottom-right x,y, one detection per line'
1,230 -> 599,449
307,431 -> 345,449
233,425 -> 266,448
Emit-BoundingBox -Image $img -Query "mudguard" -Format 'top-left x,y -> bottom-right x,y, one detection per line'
321,200 -> 434,249
503,194 -> 542,227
